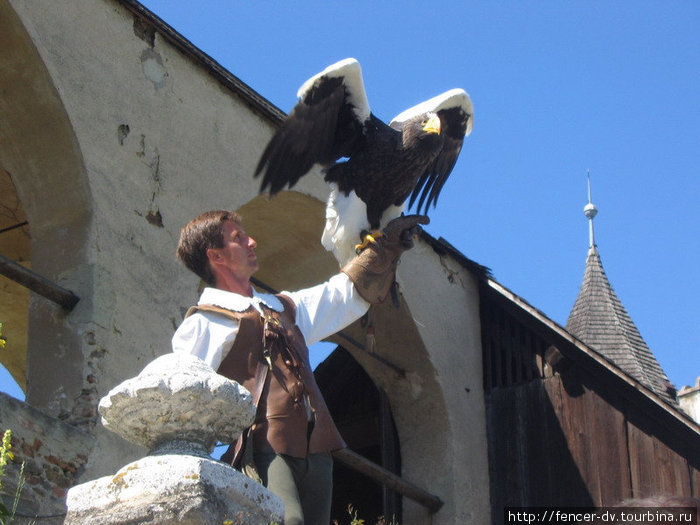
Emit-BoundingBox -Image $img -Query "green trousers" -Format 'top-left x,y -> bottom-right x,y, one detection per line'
254,452 -> 333,525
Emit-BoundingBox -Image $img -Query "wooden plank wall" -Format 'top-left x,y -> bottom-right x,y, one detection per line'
481,294 -> 700,524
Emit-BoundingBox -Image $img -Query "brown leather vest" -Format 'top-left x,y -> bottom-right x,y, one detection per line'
187,294 -> 346,458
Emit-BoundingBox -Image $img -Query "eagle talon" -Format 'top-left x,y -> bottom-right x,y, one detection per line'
354,230 -> 383,253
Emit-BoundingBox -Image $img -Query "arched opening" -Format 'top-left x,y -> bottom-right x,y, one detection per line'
236,191 -> 339,291
315,346 -> 402,523
0,2 -> 92,412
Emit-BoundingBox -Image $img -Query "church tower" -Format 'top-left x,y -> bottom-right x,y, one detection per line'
566,174 -> 676,404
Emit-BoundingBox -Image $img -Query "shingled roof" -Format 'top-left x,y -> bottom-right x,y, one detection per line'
566,176 -> 677,405
566,244 -> 676,405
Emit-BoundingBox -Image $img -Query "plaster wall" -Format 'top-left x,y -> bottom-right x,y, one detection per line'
397,242 -> 491,524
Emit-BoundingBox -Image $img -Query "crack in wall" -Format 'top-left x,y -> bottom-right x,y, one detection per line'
439,255 -> 467,289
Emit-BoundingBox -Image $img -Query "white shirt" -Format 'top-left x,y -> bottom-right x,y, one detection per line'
171,272 -> 369,370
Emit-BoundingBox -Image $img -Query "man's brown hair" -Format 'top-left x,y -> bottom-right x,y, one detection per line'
176,210 -> 242,285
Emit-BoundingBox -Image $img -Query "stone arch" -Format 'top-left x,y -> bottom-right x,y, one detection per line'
314,345 -> 403,520
0,2 -> 92,411
237,192 -> 457,523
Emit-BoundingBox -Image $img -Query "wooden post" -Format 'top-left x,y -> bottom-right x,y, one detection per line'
332,447 -> 443,513
0,254 -> 80,311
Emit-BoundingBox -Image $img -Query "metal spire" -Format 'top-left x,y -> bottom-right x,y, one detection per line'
583,170 -> 598,249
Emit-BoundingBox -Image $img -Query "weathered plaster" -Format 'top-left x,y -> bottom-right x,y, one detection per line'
397,241 -> 491,525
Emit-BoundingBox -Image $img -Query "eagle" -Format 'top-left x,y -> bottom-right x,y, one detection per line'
255,58 -> 473,266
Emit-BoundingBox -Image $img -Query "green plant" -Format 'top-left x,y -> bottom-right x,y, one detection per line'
0,430 -> 13,481
0,429 -> 25,525
333,504 -> 399,525
0,323 -> 6,349
0,429 -> 15,523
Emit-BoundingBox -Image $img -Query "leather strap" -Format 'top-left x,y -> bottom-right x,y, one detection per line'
221,354 -> 269,468
189,299 -> 319,464
190,304 -> 271,468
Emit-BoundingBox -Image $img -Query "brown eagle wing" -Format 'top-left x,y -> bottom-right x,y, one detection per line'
255,60 -> 368,196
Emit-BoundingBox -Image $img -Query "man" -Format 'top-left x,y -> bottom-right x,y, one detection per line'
172,209 -> 426,525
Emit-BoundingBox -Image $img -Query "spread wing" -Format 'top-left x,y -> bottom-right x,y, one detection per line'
255,58 -> 371,195
390,89 -> 473,214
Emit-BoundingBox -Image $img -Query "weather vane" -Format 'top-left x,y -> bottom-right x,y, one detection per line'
583,170 -> 598,249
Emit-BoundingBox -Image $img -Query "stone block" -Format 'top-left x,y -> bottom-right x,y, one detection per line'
65,454 -> 283,524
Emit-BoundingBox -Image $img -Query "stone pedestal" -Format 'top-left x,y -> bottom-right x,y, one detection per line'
64,353 -> 283,524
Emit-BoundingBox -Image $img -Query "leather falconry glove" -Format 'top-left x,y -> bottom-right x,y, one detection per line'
342,215 -> 430,304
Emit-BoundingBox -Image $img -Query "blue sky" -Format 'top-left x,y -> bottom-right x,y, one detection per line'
2,2 -> 698,399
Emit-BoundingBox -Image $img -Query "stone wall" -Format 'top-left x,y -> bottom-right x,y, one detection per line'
0,392 -> 94,522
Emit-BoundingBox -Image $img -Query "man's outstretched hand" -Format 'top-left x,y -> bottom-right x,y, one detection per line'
343,215 -> 429,304
382,214 -> 430,249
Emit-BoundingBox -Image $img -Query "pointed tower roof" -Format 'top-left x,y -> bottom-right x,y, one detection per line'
566,174 -> 676,404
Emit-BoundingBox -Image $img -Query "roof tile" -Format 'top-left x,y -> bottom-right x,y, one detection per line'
566,247 -> 676,404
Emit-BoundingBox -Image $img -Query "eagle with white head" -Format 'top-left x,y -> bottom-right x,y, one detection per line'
255,58 -> 473,266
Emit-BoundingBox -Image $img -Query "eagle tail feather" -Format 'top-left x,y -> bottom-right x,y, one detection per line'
322,184 -> 370,267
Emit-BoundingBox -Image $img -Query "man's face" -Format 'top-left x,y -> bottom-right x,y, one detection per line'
208,220 -> 259,279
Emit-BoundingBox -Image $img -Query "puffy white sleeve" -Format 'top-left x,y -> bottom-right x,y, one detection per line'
171,312 -> 240,371
283,272 -> 370,346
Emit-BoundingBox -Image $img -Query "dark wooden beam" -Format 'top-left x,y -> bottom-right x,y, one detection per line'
0,221 -> 28,235
0,254 -> 79,311
332,447 -> 443,513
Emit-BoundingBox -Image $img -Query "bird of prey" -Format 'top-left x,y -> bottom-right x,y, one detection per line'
255,58 -> 473,266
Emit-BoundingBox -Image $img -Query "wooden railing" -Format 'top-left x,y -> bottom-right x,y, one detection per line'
333,448 -> 443,513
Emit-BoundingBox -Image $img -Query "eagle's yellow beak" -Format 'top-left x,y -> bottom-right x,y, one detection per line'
422,114 -> 441,135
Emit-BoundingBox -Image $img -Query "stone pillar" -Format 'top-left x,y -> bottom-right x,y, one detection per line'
64,353 -> 283,524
